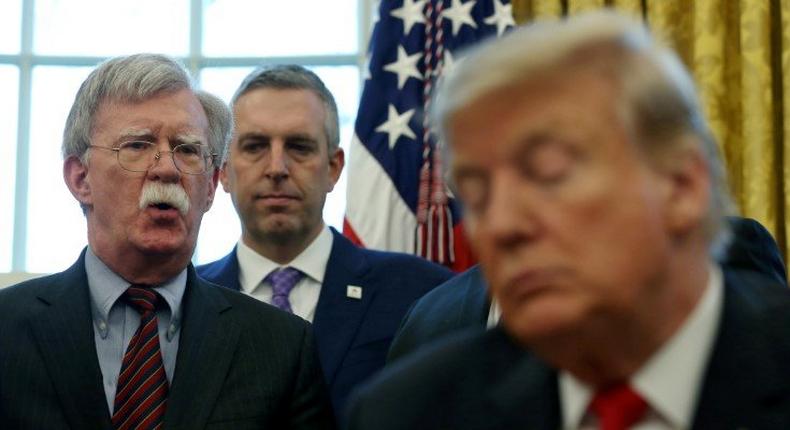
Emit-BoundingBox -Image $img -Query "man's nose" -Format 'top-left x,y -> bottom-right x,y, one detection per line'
264,141 -> 289,180
147,146 -> 181,182
484,171 -> 540,248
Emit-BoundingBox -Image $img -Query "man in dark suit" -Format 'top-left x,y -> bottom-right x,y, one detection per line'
348,12 -> 790,429
197,65 -> 452,416
387,216 -> 787,363
0,54 -> 334,429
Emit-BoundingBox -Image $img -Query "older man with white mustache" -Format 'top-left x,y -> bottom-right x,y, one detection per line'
0,54 -> 336,430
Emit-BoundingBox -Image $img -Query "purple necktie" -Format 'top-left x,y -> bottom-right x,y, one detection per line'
265,267 -> 304,313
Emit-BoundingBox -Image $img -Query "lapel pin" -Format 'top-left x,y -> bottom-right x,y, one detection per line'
346,285 -> 363,299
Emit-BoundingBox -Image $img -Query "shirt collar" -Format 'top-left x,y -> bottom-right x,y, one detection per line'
236,225 -> 333,293
560,264 -> 724,429
85,246 -> 187,340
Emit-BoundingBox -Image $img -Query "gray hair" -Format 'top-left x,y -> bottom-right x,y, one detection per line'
62,53 -> 232,170
435,11 -> 734,254
231,64 -> 340,154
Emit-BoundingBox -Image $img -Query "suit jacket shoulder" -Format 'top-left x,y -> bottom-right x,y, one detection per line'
0,253 -> 111,429
723,216 -> 787,287
196,247 -> 241,291
387,265 -> 488,363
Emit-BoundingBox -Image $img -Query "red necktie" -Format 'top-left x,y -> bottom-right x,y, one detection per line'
589,383 -> 648,430
111,286 -> 169,430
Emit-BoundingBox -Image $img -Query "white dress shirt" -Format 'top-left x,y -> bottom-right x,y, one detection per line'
235,225 -> 333,322
558,265 -> 724,430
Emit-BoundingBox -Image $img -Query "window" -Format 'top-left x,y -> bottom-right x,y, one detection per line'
0,2 -> 21,54
3,0 -> 365,272
0,66 -> 19,272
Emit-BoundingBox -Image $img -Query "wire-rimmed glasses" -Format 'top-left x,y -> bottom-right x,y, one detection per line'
88,141 -> 216,175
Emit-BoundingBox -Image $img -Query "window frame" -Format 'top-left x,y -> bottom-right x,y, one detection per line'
2,0 -> 373,271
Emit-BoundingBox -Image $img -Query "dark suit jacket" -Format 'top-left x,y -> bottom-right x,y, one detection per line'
197,228 -> 453,416
350,269 -> 790,429
387,265 -> 487,363
726,216 -> 787,287
0,250 -> 335,430
387,216 -> 787,363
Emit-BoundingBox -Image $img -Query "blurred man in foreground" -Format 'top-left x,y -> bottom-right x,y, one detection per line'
197,65 -> 452,416
348,12 -> 790,429
0,54 -> 334,429
387,215 -> 787,363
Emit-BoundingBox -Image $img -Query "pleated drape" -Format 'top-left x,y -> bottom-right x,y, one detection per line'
511,0 -> 789,259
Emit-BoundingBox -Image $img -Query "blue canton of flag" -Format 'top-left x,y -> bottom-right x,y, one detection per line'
344,0 -> 514,271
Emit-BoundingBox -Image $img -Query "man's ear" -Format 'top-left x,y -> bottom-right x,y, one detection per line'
327,147 -> 345,192
204,167 -> 220,212
660,143 -> 711,236
63,156 -> 92,207
219,161 -> 231,193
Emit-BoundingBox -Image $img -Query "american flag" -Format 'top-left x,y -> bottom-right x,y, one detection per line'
344,0 -> 514,272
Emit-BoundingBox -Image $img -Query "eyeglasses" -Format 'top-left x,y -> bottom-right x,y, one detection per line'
88,141 -> 217,175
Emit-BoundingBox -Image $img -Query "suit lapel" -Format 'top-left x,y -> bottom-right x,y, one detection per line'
692,270 -> 790,428
29,252 -> 112,429
164,266 -> 239,430
312,230 -> 375,384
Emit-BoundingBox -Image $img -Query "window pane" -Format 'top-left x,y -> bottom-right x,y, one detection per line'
203,0 -> 359,57
0,1 -> 21,54
27,66 -> 93,272
194,187 -> 241,264
199,67 -> 255,103
0,66 -> 19,271
194,65 -> 360,264
34,0 -> 190,56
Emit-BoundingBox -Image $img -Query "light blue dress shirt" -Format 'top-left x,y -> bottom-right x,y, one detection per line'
84,247 -> 186,414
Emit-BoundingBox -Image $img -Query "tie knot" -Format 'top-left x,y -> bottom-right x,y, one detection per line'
589,383 -> 648,430
265,267 -> 304,296
265,267 -> 303,313
123,285 -> 161,314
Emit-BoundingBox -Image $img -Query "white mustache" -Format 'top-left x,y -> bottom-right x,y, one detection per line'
139,182 -> 190,215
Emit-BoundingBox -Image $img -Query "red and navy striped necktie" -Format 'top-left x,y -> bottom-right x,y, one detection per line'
111,285 -> 169,430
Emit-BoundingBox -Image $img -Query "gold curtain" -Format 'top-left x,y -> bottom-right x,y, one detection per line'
511,0 -> 790,259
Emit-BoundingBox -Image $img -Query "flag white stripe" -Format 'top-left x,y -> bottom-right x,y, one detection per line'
346,133 -> 416,253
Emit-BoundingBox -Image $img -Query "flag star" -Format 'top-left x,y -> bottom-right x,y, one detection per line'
383,45 -> 423,89
376,105 -> 417,149
484,0 -> 515,37
391,0 -> 427,35
441,0 -> 477,36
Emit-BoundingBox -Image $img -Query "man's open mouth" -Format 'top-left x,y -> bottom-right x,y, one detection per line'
152,203 -> 175,211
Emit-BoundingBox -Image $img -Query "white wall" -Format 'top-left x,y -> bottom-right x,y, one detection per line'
0,272 -> 45,288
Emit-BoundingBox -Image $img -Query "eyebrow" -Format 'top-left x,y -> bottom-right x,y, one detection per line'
236,132 -> 268,142
285,133 -> 320,144
174,133 -> 204,145
118,128 -> 153,140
